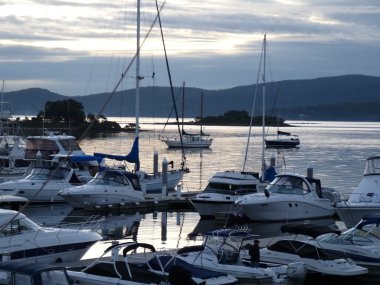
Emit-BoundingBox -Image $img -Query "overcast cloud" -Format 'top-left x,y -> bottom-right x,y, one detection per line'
0,0 -> 379,95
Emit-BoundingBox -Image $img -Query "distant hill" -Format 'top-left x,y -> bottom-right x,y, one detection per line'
4,74 -> 380,121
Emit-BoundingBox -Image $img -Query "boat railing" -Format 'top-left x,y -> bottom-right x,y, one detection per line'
338,192 -> 380,203
56,215 -> 105,232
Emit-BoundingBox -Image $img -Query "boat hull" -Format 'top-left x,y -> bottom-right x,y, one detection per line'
190,194 -> 240,217
59,185 -> 145,207
335,203 -> 380,228
164,139 -> 212,148
238,195 -> 335,221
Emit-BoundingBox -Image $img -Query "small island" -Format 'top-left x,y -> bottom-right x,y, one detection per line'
195,110 -> 292,126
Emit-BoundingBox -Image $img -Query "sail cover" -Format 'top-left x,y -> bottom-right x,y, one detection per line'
94,137 -> 139,164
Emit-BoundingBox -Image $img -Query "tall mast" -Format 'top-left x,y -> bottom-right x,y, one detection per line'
135,0 -> 141,139
200,92 -> 203,135
182,81 -> 185,134
261,34 -> 267,181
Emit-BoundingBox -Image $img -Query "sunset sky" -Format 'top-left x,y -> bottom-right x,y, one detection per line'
0,0 -> 379,95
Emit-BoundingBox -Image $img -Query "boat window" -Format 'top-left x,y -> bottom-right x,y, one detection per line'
205,182 -> 257,193
14,273 -> 32,285
59,139 -> 81,152
88,171 -> 129,187
268,176 -> 310,195
40,269 -> 71,285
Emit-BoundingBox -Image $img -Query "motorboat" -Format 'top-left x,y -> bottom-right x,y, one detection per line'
0,191 -> 28,210
179,228 -> 306,284
0,209 -> 102,264
189,171 -> 262,218
313,214 -> 380,269
94,151 -> 185,196
25,132 -> 102,181
67,241 -> 238,285
58,168 -> 145,208
235,173 -> 338,221
0,261 -> 72,285
259,223 -> 368,277
335,155 -> 380,227
0,166 -> 84,203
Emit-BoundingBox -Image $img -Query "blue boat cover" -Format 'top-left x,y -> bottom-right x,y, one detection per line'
69,155 -> 103,163
94,137 -> 140,166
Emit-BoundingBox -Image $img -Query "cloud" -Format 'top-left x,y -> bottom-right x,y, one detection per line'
0,0 -> 379,95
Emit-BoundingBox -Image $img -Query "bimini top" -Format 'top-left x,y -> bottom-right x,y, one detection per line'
280,223 -> 341,239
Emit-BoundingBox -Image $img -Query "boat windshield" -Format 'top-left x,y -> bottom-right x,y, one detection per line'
364,157 -> 380,175
204,182 -> 257,194
88,171 -> 130,187
267,176 -> 310,195
26,168 -> 69,181
0,216 -> 41,236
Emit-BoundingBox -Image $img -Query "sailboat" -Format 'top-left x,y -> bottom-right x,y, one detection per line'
0,80 -> 30,182
94,0 -> 185,195
163,83 -> 213,148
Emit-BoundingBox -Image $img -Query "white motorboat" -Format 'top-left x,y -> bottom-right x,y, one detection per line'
67,241 -> 238,285
58,168 -> 145,208
25,132 -> 101,182
178,228 -> 306,284
189,171 -> 262,218
0,209 -> 102,264
0,166 -> 84,203
235,173 -> 338,221
313,214 -> 380,269
260,223 -> 368,277
0,261 -> 73,285
335,155 -> 380,227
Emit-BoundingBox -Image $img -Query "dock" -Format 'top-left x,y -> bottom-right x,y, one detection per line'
80,192 -> 198,213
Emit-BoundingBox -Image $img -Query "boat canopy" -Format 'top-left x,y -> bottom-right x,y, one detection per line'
94,137 -> 139,164
280,223 -> 340,239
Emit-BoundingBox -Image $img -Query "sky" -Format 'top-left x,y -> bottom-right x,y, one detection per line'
0,0 -> 379,96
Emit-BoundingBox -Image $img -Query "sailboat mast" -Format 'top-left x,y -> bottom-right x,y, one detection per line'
182,81 -> 185,134
261,34 -> 267,181
200,92 -> 203,135
135,0 -> 141,139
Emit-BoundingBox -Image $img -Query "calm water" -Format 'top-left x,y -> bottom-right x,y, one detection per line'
23,121 -> 380,284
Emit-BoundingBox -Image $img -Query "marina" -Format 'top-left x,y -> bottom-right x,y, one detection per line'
0,121 -> 379,284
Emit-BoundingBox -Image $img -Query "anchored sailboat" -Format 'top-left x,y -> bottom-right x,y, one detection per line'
163,83 -> 213,149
